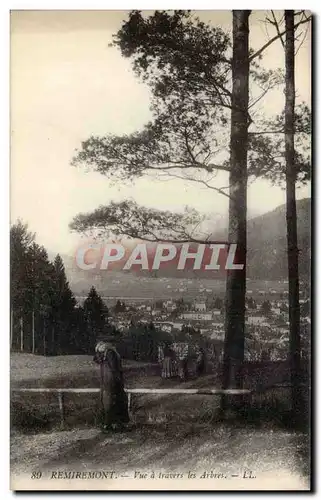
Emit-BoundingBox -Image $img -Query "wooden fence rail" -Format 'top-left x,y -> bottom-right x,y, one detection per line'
12,387 -> 254,427
11,385 -> 299,428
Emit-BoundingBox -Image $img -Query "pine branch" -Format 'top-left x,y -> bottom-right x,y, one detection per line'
160,172 -> 231,199
249,15 -> 311,62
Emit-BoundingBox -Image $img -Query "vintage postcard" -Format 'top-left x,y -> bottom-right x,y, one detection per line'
10,10 -> 311,491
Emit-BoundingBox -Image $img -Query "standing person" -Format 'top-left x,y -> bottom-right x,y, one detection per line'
177,342 -> 189,382
94,338 -> 129,432
196,346 -> 206,377
161,341 -> 178,379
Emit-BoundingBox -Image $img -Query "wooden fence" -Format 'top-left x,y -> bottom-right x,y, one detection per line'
12,387 -> 254,427
12,383 -> 305,429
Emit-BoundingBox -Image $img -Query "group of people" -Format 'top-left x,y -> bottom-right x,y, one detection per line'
159,341 -> 206,382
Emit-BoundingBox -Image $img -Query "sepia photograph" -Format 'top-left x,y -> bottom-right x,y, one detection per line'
10,9 -> 311,491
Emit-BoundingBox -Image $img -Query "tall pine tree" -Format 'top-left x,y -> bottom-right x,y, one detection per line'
83,286 -> 109,349
50,254 -> 76,354
26,243 -> 56,354
10,222 -> 79,355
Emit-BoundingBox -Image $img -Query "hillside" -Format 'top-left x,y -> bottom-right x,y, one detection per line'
210,197 -> 310,279
247,197 -> 310,279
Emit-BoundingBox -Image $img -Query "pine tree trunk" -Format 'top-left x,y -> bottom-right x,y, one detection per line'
222,10 -> 250,397
284,10 -> 302,425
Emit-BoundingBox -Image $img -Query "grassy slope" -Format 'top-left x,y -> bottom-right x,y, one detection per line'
11,352 -> 161,388
11,353 -> 225,430
11,352 -> 296,432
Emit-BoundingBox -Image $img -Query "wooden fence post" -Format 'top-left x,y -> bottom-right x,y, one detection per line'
127,392 -> 132,416
57,391 -> 65,428
20,317 -> 23,352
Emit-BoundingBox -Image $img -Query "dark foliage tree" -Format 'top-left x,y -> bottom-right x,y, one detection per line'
83,286 -> 109,346
261,300 -> 272,316
10,222 -> 57,353
50,254 -> 77,354
300,300 -> 309,317
26,243 -> 56,354
125,321 -> 166,361
174,298 -> 185,312
10,220 -> 35,316
214,297 -> 223,310
280,302 -> 288,313
10,221 -> 87,355
114,299 -> 126,313
68,305 -> 96,354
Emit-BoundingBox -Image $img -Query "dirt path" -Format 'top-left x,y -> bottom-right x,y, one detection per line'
11,423 -> 309,491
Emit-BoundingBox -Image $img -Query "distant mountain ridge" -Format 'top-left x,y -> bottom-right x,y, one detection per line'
247,197 -> 310,279
212,197 -> 310,279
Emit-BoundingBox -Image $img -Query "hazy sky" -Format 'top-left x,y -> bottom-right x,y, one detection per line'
10,10 -> 311,254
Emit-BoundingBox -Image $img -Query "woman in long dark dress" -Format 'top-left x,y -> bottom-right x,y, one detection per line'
94,340 -> 129,431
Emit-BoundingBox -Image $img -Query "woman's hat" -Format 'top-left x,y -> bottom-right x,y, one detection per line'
95,338 -> 115,353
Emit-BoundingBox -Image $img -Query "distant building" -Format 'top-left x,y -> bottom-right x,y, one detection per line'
151,309 -> 162,317
194,302 -> 207,312
200,328 -> 211,335
180,312 -> 212,321
247,315 -> 267,325
154,322 -> 173,333
172,322 -> 184,330
210,331 -> 224,340
211,322 -> 224,331
163,300 -> 177,312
